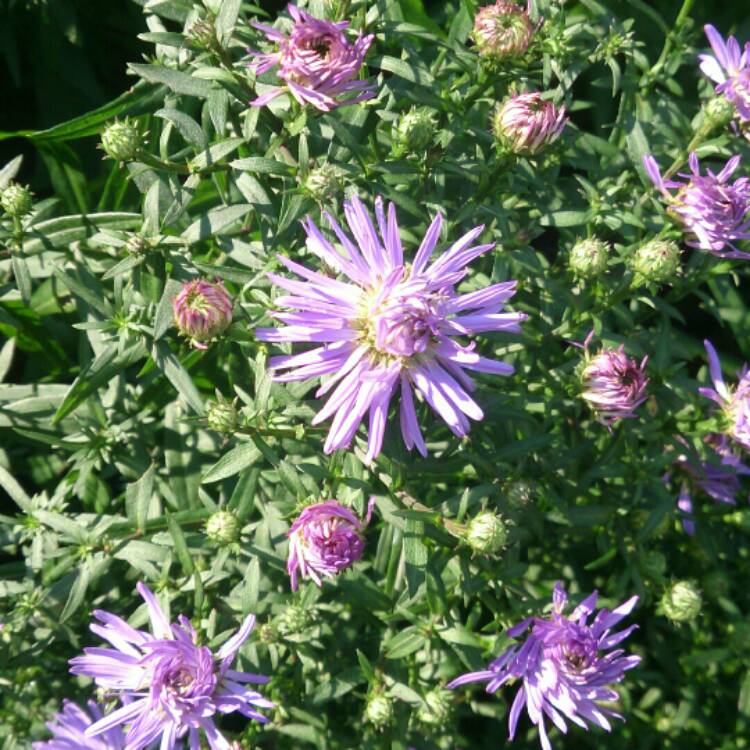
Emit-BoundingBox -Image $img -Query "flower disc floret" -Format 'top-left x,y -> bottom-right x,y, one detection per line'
447,582 -> 641,750
493,93 -> 567,156
256,194 -> 525,461
249,3 -> 375,112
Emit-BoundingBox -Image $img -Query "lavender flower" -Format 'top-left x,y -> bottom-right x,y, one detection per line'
69,582 -> 273,750
249,4 -> 375,112
699,25 -> 750,123
472,1 -> 534,63
256,194 -> 525,461
643,152 -> 750,258
287,498 -> 375,590
447,582 -> 641,750
172,278 -> 233,349
33,701 -> 124,750
579,334 -> 648,426
493,93 -> 567,155
700,339 -> 750,452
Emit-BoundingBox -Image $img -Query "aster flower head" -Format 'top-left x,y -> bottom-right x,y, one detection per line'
700,339 -> 750,452
643,152 -> 750,258
256,194 -> 525,461
447,582 -> 641,750
472,1 -> 534,63
699,25 -> 750,123
33,700 -> 125,750
248,4 -> 375,112
287,497 -> 375,591
579,333 -> 648,426
69,582 -> 273,750
493,93 -> 567,156
172,278 -> 233,349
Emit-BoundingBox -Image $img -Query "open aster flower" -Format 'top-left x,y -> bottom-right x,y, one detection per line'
33,701 -> 125,750
248,4 -> 375,112
699,24 -> 750,122
447,582 -> 640,750
700,339 -> 750,452
287,497 -> 376,590
256,194 -> 525,461
644,152 -> 750,258
69,582 -> 273,750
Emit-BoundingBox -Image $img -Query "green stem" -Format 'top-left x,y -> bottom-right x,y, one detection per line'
643,0 -> 695,91
396,491 -> 465,538
106,508 -> 211,539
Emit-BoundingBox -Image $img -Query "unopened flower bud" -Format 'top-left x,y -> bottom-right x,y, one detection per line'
1,183 -> 33,217
473,1 -> 534,63
100,120 -> 142,163
493,93 -> 567,156
465,511 -> 509,555
660,580 -> 702,624
631,239 -> 681,285
206,398 -> 238,434
205,510 -> 240,544
704,95 -> 736,129
364,693 -> 393,730
258,622 -> 278,644
506,480 -> 534,506
277,604 -> 315,636
569,238 -> 609,278
303,163 -> 343,203
185,17 -> 216,49
393,108 -> 436,154
416,689 -> 452,727
172,279 -> 233,348
125,233 -> 150,256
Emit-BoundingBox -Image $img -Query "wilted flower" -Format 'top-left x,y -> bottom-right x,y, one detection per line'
205,509 -> 241,544
660,580 -> 702,624
257,194 -> 524,460
493,93 -> 567,155
472,1 -> 534,63
700,339 -> 750,452
69,582 -> 273,750
249,3 -> 375,112
447,582 -> 641,750
173,278 -> 233,348
643,152 -> 750,258
699,24 -> 750,123
568,237 -> 609,279
465,510 -> 509,555
579,334 -> 648,426
33,700 -> 125,750
631,238 -> 681,285
392,107 -> 436,155
287,498 -> 375,590
1,182 -> 33,217
100,120 -> 141,163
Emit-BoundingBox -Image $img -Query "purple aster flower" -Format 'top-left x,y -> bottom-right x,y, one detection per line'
643,152 -> 750,258
493,92 -> 567,156
248,4 -> 375,112
256,194 -> 525,461
33,700 -> 125,750
700,339 -> 750,452
699,24 -> 750,122
579,333 -> 648,426
69,582 -> 273,750
287,497 -> 375,591
172,279 -> 233,349
447,582 -> 640,750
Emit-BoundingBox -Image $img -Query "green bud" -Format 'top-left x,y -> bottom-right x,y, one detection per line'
465,511 -> 509,555
660,580 -> 702,625
205,510 -> 240,544
101,120 -> 142,163
277,604 -> 315,635
704,95 -> 735,129
303,163 -> 344,203
631,239 -> 680,285
506,479 -> 534,507
258,622 -> 278,644
568,238 -> 609,279
185,17 -> 216,49
393,108 -> 436,154
206,398 -> 238,435
416,689 -> 452,727
1,183 -> 33,218
125,233 -> 150,256
363,693 -> 393,730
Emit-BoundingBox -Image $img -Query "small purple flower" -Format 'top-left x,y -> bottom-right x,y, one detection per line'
493,92 -> 567,156
643,152 -> 750,258
579,334 -> 648,426
699,24 -> 750,122
33,701 -> 125,750
287,498 -> 375,591
447,582 -> 641,750
69,582 -> 272,750
256,194 -> 525,461
248,4 -> 375,112
172,278 -> 233,349
700,339 -> 750,452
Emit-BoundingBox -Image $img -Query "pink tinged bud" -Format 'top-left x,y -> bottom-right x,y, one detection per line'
172,279 -> 233,349
493,92 -> 567,155
472,1 -> 534,62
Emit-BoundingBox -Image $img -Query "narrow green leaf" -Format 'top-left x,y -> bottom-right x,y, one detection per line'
181,203 -> 251,243
151,341 -> 204,415
202,442 -> 262,483
60,563 -> 91,623
129,63 -> 213,99
167,511 -> 196,575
